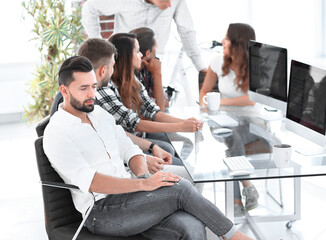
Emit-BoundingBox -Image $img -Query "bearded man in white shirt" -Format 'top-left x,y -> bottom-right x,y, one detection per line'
43,56 -> 252,240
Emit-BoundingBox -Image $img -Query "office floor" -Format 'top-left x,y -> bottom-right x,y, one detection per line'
1,121 -> 326,240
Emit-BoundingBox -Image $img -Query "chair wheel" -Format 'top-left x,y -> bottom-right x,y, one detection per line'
286,221 -> 292,229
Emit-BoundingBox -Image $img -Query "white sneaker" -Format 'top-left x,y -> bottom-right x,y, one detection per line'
242,185 -> 259,210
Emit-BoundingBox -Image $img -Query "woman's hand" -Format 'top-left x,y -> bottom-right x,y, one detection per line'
152,144 -> 172,165
145,155 -> 165,174
181,118 -> 203,132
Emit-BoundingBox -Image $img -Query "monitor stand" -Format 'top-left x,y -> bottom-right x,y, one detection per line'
249,123 -> 282,146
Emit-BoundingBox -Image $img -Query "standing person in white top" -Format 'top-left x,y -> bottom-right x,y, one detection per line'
43,56 -> 253,240
199,23 -> 259,217
81,0 -> 207,75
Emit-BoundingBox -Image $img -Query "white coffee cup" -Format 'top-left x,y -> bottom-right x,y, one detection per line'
203,92 -> 220,111
272,144 -> 292,168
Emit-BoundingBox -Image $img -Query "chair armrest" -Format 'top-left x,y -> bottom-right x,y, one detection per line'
41,181 -> 79,190
41,180 -> 95,240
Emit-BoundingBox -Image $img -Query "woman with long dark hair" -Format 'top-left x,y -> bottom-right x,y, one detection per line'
199,23 -> 256,106
199,23 -> 259,217
96,33 -> 202,152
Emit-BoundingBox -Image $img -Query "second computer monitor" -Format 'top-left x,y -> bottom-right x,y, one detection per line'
248,40 -> 288,113
285,60 -> 326,149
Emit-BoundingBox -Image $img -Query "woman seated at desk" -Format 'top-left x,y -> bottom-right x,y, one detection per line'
199,23 -> 258,217
96,32 -> 203,155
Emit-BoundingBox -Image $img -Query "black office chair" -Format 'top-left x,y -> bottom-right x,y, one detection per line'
50,92 -> 64,117
198,71 -> 219,92
35,118 -> 148,240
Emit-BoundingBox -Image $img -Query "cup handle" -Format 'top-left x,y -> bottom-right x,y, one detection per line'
203,95 -> 208,104
286,151 -> 290,162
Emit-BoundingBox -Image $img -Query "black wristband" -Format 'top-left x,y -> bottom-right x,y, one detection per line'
148,142 -> 157,154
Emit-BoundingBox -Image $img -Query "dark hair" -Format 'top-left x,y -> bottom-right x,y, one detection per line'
58,56 -> 93,87
109,33 -> 142,113
77,38 -> 117,70
222,23 -> 256,93
130,27 -> 155,56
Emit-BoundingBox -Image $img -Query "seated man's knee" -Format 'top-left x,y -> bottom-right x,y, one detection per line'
174,178 -> 196,195
169,211 -> 206,239
142,211 -> 206,240
159,141 -> 175,155
172,156 -> 183,166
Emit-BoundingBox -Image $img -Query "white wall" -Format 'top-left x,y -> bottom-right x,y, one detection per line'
0,1 -> 38,121
186,0 -> 326,68
0,1 -> 39,64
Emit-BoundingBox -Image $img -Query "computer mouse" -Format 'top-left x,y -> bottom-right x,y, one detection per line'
212,128 -> 233,136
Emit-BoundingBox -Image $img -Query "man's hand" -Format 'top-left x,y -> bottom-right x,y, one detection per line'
181,118 -> 204,132
142,171 -> 181,191
152,144 -> 172,165
142,58 -> 161,77
145,155 -> 165,174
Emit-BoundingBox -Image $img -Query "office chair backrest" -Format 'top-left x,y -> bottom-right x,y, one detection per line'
50,92 -> 64,117
36,115 -> 50,137
35,137 -> 83,238
198,71 -> 219,92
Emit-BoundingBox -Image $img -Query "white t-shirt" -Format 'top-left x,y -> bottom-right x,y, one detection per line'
209,55 -> 245,99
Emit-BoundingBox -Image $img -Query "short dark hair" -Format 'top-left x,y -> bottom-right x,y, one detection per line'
58,56 -> 93,87
130,27 -> 155,56
77,38 -> 117,70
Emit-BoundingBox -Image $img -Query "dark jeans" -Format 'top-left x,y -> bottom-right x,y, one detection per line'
85,179 -> 234,239
146,132 -> 183,166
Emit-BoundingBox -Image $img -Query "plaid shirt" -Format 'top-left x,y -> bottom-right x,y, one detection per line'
96,79 -> 160,134
135,67 -> 154,99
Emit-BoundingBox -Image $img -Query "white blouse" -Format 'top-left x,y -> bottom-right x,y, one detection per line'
209,55 -> 245,99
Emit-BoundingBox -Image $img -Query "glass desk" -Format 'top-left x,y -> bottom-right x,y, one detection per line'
166,106 -> 326,240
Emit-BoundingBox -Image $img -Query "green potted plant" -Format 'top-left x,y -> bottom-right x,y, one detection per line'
22,0 -> 85,122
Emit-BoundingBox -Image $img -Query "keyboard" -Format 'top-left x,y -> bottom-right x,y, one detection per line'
223,156 -> 254,176
208,114 -> 238,127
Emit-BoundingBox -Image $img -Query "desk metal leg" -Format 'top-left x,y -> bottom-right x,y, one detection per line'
225,181 -> 234,222
226,182 -> 266,239
294,177 -> 301,219
230,177 -> 301,239
265,168 -> 284,208
287,176 -> 301,228
245,213 -> 266,240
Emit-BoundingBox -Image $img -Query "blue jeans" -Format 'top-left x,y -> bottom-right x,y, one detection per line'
85,179 -> 235,239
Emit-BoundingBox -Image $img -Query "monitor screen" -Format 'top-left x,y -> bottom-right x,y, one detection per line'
248,40 -> 287,111
286,60 -> 326,135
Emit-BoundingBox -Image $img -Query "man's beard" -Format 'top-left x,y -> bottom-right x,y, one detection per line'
69,92 -> 95,113
99,71 -> 111,88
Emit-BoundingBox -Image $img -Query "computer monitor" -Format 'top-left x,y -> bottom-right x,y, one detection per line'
285,60 -> 326,155
248,40 -> 288,113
